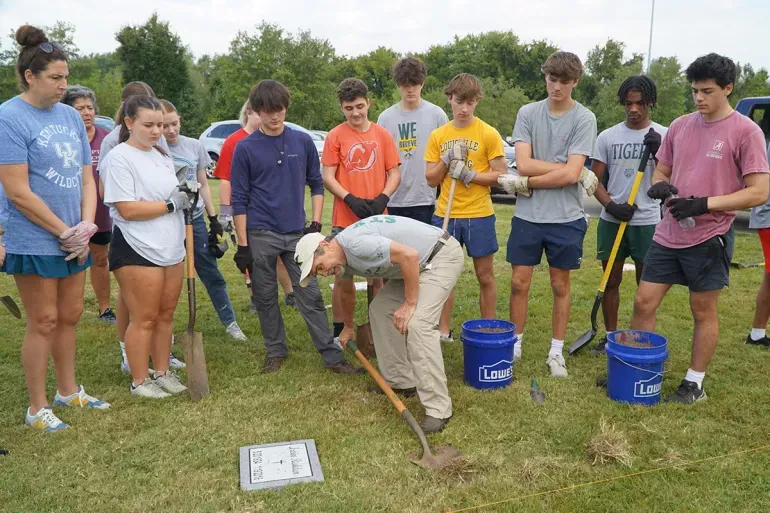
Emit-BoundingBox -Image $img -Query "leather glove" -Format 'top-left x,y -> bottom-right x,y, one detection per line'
344,194 -> 373,219
440,142 -> 468,167
208,215 -> 223,237
303,221 -> 323,234
497,175 -> 531,197
367,193 -> 390,215
643,129 -> 662,157
667,196 -> 709,221
579,168 -> 599,196
647,182 -> 678,201
218,205 -> 234,232
447,160 -> 477,186
605,201 -> 637,222
167,189 -> 192,212
234,245 -> 253,273
59,221 -> 98,252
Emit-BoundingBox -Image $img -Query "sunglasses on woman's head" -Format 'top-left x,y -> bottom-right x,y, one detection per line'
34,41 -> 65,58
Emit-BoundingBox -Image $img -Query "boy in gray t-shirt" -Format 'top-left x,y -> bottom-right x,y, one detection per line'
377,57 -> 448,225
503,51 -> 598,378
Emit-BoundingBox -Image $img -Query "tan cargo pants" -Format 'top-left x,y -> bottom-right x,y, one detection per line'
369,237 -> 464,419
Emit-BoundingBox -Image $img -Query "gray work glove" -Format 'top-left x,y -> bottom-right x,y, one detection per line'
447,160 -> 477,187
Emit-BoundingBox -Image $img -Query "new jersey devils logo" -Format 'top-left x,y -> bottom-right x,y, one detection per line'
347,141 -> 378,172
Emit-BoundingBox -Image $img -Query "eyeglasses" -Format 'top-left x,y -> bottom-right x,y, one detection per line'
33,41 -> 66,59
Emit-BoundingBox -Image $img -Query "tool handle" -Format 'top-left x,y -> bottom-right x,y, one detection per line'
597,144 -> 651,293
441,179 -> 458,232
184,222 -> 196,331
346,340 -> 407,414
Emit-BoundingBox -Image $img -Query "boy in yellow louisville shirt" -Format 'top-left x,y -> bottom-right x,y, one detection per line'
425,73 -> 508,341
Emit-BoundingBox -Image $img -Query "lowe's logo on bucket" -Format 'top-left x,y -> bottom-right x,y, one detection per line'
479,360 -> 512,383
633,375 -> 662,398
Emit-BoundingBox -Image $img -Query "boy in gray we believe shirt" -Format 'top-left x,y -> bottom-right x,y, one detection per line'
501,51 -> 598,378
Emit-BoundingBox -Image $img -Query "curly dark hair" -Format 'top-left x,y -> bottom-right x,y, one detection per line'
392,57 -> 427,86
617,75 -> 657,107
336,78 -> 368,103
685,53 -> 736,89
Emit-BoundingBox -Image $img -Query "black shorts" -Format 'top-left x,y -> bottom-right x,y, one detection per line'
90,230 -> 112,246
641,228 -> 734,292
109,226 -> 159,272
387,205 -> 435,225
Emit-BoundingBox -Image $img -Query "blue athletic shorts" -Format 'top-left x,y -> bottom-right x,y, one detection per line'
431,214 -> 498,258
1,253 -> 92,278
506,216 -> 587,270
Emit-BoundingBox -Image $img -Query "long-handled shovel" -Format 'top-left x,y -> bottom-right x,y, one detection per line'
1,295 -> 21,319
178,191 -> 210,401
343,337 -> 463,470
355,284 -> 376,359
569,140 -> 652,355
442,178 -> 458,231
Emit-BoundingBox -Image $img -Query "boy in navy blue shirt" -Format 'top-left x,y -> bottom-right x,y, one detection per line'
230,80 -> 362,375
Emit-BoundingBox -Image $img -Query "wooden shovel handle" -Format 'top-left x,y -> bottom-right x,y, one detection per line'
346,340 -> 407,414
442,179 -> 458,232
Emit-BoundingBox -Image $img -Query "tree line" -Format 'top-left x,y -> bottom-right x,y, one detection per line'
2,15 -> 769,139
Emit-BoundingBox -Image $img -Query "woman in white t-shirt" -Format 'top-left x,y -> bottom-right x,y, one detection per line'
101,95 -> 194,399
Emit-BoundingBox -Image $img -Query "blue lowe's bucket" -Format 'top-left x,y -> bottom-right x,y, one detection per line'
461,319 -> 516,390
606,330 -> 668,405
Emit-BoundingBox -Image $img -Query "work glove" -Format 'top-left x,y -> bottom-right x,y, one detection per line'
605,201 -> 637,222
440,142 -> 468,167
643,129 -> 662,157
234,245 -> 253,273
367,193 -> 390,215
167,189 -> 193,212
667,196 -> 709,221
64,244 -> 91,266
218,205 -> 234,233
58,221 -> 98,252
448,160 -> 477,187
497,175 -> 531,197
303,221 -> 323,234
578,168 -> 599,196
208,215 -> 223,238
647,182 -> 678,201
344,194 -> 373,219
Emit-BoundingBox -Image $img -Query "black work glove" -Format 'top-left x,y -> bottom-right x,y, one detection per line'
605,201 -> 637,222
667,196 -> 709,221
647,182 -> 678,201
208,215 -> 223,238
367,193 -> 390,216
344,194 -> 373,219
643,129 -> 662,157
208,231 -> 219,248
303,221 -> 322,234
234,245 -> 253,273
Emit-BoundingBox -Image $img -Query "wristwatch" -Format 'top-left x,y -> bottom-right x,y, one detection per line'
165,200 -> 176,213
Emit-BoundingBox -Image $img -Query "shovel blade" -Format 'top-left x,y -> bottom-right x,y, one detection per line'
355,323 -> 376,360
1,296 -> 21,319
179,330 -> 209,401
568,328 -> 596,355
408,446 -> 464,470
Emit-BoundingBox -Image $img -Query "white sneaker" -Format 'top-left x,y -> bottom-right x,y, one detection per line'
513,346 -> 522,363
121,358 -> 154,376
25,407 -> 69,432
54,385 -> 111,410
440,331 -> 455,344
546,353 -> 568,378
130,378 -> 171,399
225,321 -> 247,341
168,353 -> 186,369
153,370 -> 187,395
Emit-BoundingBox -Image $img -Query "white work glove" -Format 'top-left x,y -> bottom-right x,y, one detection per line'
579,168 -> 599,196
59,221 -> 98,252
440,142 -> 468,167
447,159 -> 477,187
218,204 -> 234,233
178,180 -> 201,194
64,244 -> 91,266
167,189 -> 193,212
497,174 -> 532,197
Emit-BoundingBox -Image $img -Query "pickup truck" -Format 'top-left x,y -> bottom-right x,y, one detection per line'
736,96 -> 770,146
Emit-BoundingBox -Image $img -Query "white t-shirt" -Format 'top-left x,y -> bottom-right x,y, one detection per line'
101,143 -> 185,266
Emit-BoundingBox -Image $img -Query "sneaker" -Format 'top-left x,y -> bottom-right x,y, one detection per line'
153,370 -> 187,395
249,297 -> 258,315
513,346 -> 522,363
440,331 -> 455,344
285,293 -> 296,308
420,415 -> 451,434
225,321 -> 248,341
168,353 -> 186,369
98,307 -> 117,324
546,353 -> 568,378
745,334 -> 770,347
130,378 -> 171,399
25,407 -> 69,432
368,385 -> 417,398
664,379 -> 707,404
327,361 -> 366,375
120,358 -> 155,376
54,385 -> 110,409
262,357 -> 285,374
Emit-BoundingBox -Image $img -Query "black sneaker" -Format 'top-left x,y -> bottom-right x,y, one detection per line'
285,293 -> 297,308
327,361 -> 366,375
664,379 -> 707,404
98,307 -> 117,324
745,334 -> 770,347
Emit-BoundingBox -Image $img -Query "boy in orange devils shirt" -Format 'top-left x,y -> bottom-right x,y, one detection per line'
322,78 -> 401,344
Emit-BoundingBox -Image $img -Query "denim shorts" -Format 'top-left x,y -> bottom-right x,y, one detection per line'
430,214 -> 498,258
387,205 -> 435,225
1,253 -> 92,278
506,216 -> 588,270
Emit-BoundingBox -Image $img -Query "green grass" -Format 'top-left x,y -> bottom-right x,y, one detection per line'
2,183 -> 769,513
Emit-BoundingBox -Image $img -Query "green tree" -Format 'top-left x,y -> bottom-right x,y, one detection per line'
648,57 -> 687,126
731,63 -> 770,106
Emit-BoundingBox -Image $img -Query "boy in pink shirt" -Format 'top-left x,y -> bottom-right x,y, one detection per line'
630,54 -> 770,404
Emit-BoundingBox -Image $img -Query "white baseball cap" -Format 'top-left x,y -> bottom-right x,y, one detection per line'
295,232 -> 326,287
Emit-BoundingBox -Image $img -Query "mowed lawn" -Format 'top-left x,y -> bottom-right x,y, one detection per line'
1,182 -> 769,513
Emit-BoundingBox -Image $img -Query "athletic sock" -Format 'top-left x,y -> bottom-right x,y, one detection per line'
548,339 -> 564,358
750,328 -> 766,341
684,368 -> 705,389
513,333 -> 523,359
119,341 -> 127,362
333,322 -> 344,338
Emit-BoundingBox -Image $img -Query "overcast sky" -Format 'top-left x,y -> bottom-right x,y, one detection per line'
1,0 -> 769,73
